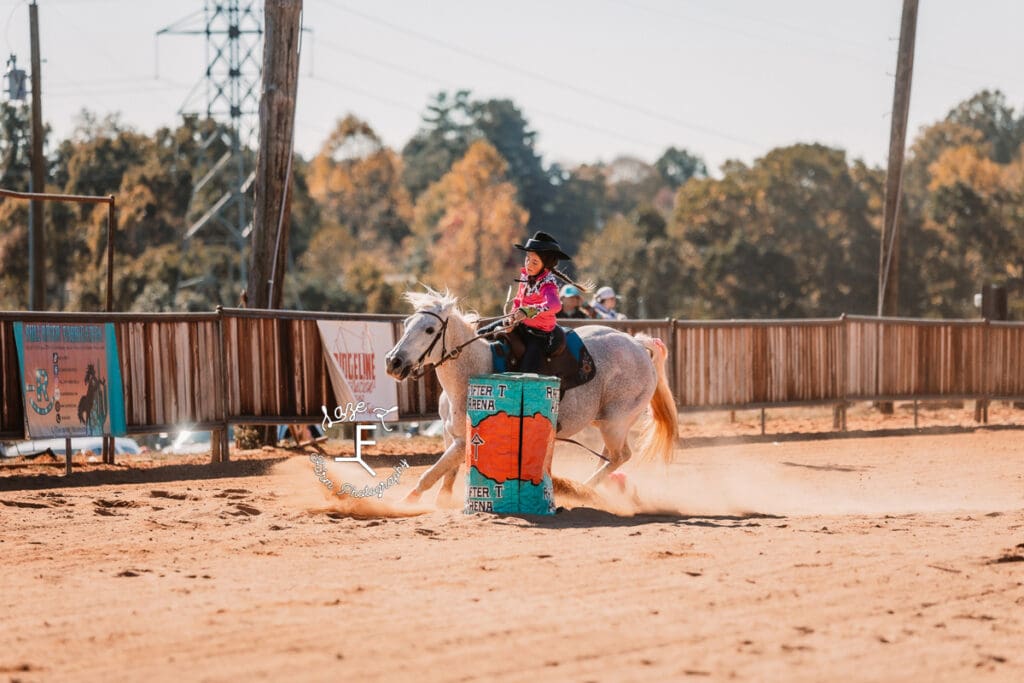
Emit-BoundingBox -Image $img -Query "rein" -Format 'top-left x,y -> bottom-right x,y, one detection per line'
556,437 -> 611,463
409,309 -> 514,378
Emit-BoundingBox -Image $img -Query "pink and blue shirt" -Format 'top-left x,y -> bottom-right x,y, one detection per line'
513,268 -> 562,332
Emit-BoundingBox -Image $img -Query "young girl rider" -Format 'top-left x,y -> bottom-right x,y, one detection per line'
506,231 -> 587,373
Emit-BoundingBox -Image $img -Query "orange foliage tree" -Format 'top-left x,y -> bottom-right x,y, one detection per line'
307,115 -> 413,248
410,140 -> 528,313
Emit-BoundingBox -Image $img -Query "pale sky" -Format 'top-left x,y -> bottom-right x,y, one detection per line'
3,0 -> 1023,175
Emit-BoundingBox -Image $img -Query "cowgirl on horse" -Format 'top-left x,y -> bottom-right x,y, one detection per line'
503,231 -> 588,373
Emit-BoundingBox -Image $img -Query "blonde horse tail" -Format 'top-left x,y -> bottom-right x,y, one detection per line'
634,334 -> 679,465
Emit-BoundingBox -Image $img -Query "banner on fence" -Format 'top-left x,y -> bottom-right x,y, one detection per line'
317,320 -> 399,423
13,322 -> 127,438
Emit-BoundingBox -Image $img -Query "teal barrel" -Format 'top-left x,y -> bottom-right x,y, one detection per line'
464,373 -> 558,514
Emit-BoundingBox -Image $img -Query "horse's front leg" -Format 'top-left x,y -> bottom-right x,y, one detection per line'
434,393 -> 460,506
404,437 -> 465,503
436,467 -> 460,508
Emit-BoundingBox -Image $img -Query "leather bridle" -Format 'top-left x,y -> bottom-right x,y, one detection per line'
404,309 -> 513,378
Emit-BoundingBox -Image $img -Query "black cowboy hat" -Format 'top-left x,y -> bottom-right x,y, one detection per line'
514,231 -> 571,260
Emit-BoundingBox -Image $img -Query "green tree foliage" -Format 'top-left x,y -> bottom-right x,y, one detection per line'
547,163 -> 609,264
0,110 -> 321,312
944,90 -> 1024,164
0,102 -> 32,190
0,104 -> 33,307
655,146 -> 707,189
667,144 -> 879,318
469,98 -> 559,235
602,156 -> 663,218
401,90 -> 474,199
49,114 -> 248,310
574,147 -> 708,243
576,206 -> 681,318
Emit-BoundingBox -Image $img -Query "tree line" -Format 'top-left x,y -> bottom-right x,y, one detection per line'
1,89 -> 1022,319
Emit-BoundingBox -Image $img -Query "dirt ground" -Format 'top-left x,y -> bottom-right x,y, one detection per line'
2,402 -> 1023,682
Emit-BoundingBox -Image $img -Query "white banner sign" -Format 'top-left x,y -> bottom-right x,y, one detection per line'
317,320 -> 399,423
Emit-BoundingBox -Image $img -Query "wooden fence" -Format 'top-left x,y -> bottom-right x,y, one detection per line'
2,310 -> 1023,443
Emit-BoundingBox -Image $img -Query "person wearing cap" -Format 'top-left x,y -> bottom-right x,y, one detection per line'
557,284 -> 592,319
591,286 -> 626,320
505,231 -> 589,372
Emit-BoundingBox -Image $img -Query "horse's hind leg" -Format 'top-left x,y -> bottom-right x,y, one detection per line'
583,420 -> 634,486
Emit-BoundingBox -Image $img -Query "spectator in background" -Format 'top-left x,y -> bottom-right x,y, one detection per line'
557,284 -> 592,319
591,286 -> 626,320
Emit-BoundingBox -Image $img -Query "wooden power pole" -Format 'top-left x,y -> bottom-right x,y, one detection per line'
248,0 -> 302,310
28,1 -> 45,310
877,0 -> 919,317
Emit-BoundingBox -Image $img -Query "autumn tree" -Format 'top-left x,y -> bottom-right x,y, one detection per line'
294,115 -> 413,313
402,91 -> 615,256
897,91 -> 1024,316
308,115 -> 412,248
923,144 -> 1024,316
409,140 -> 528,312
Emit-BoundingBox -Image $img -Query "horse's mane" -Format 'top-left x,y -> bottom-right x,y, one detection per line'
404,287 -> 479,324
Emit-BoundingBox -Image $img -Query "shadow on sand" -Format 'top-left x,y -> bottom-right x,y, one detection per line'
0,457 -> 287,492
490,508 -> 784,530
679,422 -> 1024,449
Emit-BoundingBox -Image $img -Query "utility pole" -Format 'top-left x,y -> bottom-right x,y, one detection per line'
877,0 -> 918,317
28,1 -> 45,310
248,0 -> 301,310
876,0 -> 918,415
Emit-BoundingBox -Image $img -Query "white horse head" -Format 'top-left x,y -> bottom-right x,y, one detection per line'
385,288 -> 472,381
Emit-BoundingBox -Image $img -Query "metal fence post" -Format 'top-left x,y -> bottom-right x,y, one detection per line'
214,306 -> 231,462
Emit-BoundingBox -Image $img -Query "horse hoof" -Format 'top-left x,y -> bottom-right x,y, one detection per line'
403,490 -> 423,504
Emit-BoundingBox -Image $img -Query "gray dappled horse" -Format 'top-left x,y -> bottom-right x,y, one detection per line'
385,289 -> 678,504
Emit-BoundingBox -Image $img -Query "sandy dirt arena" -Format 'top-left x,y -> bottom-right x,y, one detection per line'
2,408 -> 1024,682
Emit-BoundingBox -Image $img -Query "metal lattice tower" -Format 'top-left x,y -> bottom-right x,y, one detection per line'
158,1 -> 263,286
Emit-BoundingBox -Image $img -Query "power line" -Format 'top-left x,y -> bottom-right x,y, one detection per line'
45,0 -> 184,112
321,0 -> 761,149
308,72 -> 421,114
315,38 -> 668,153
621,0 -> 1000,88
46,83 -> 189,98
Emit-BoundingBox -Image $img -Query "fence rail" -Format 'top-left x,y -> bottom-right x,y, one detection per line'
2,310 -> 1023,442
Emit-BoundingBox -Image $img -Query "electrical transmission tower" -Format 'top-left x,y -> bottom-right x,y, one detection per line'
157,1 -> 263,287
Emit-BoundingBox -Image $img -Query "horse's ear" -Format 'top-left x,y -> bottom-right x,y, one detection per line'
438,288 -> 458,313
